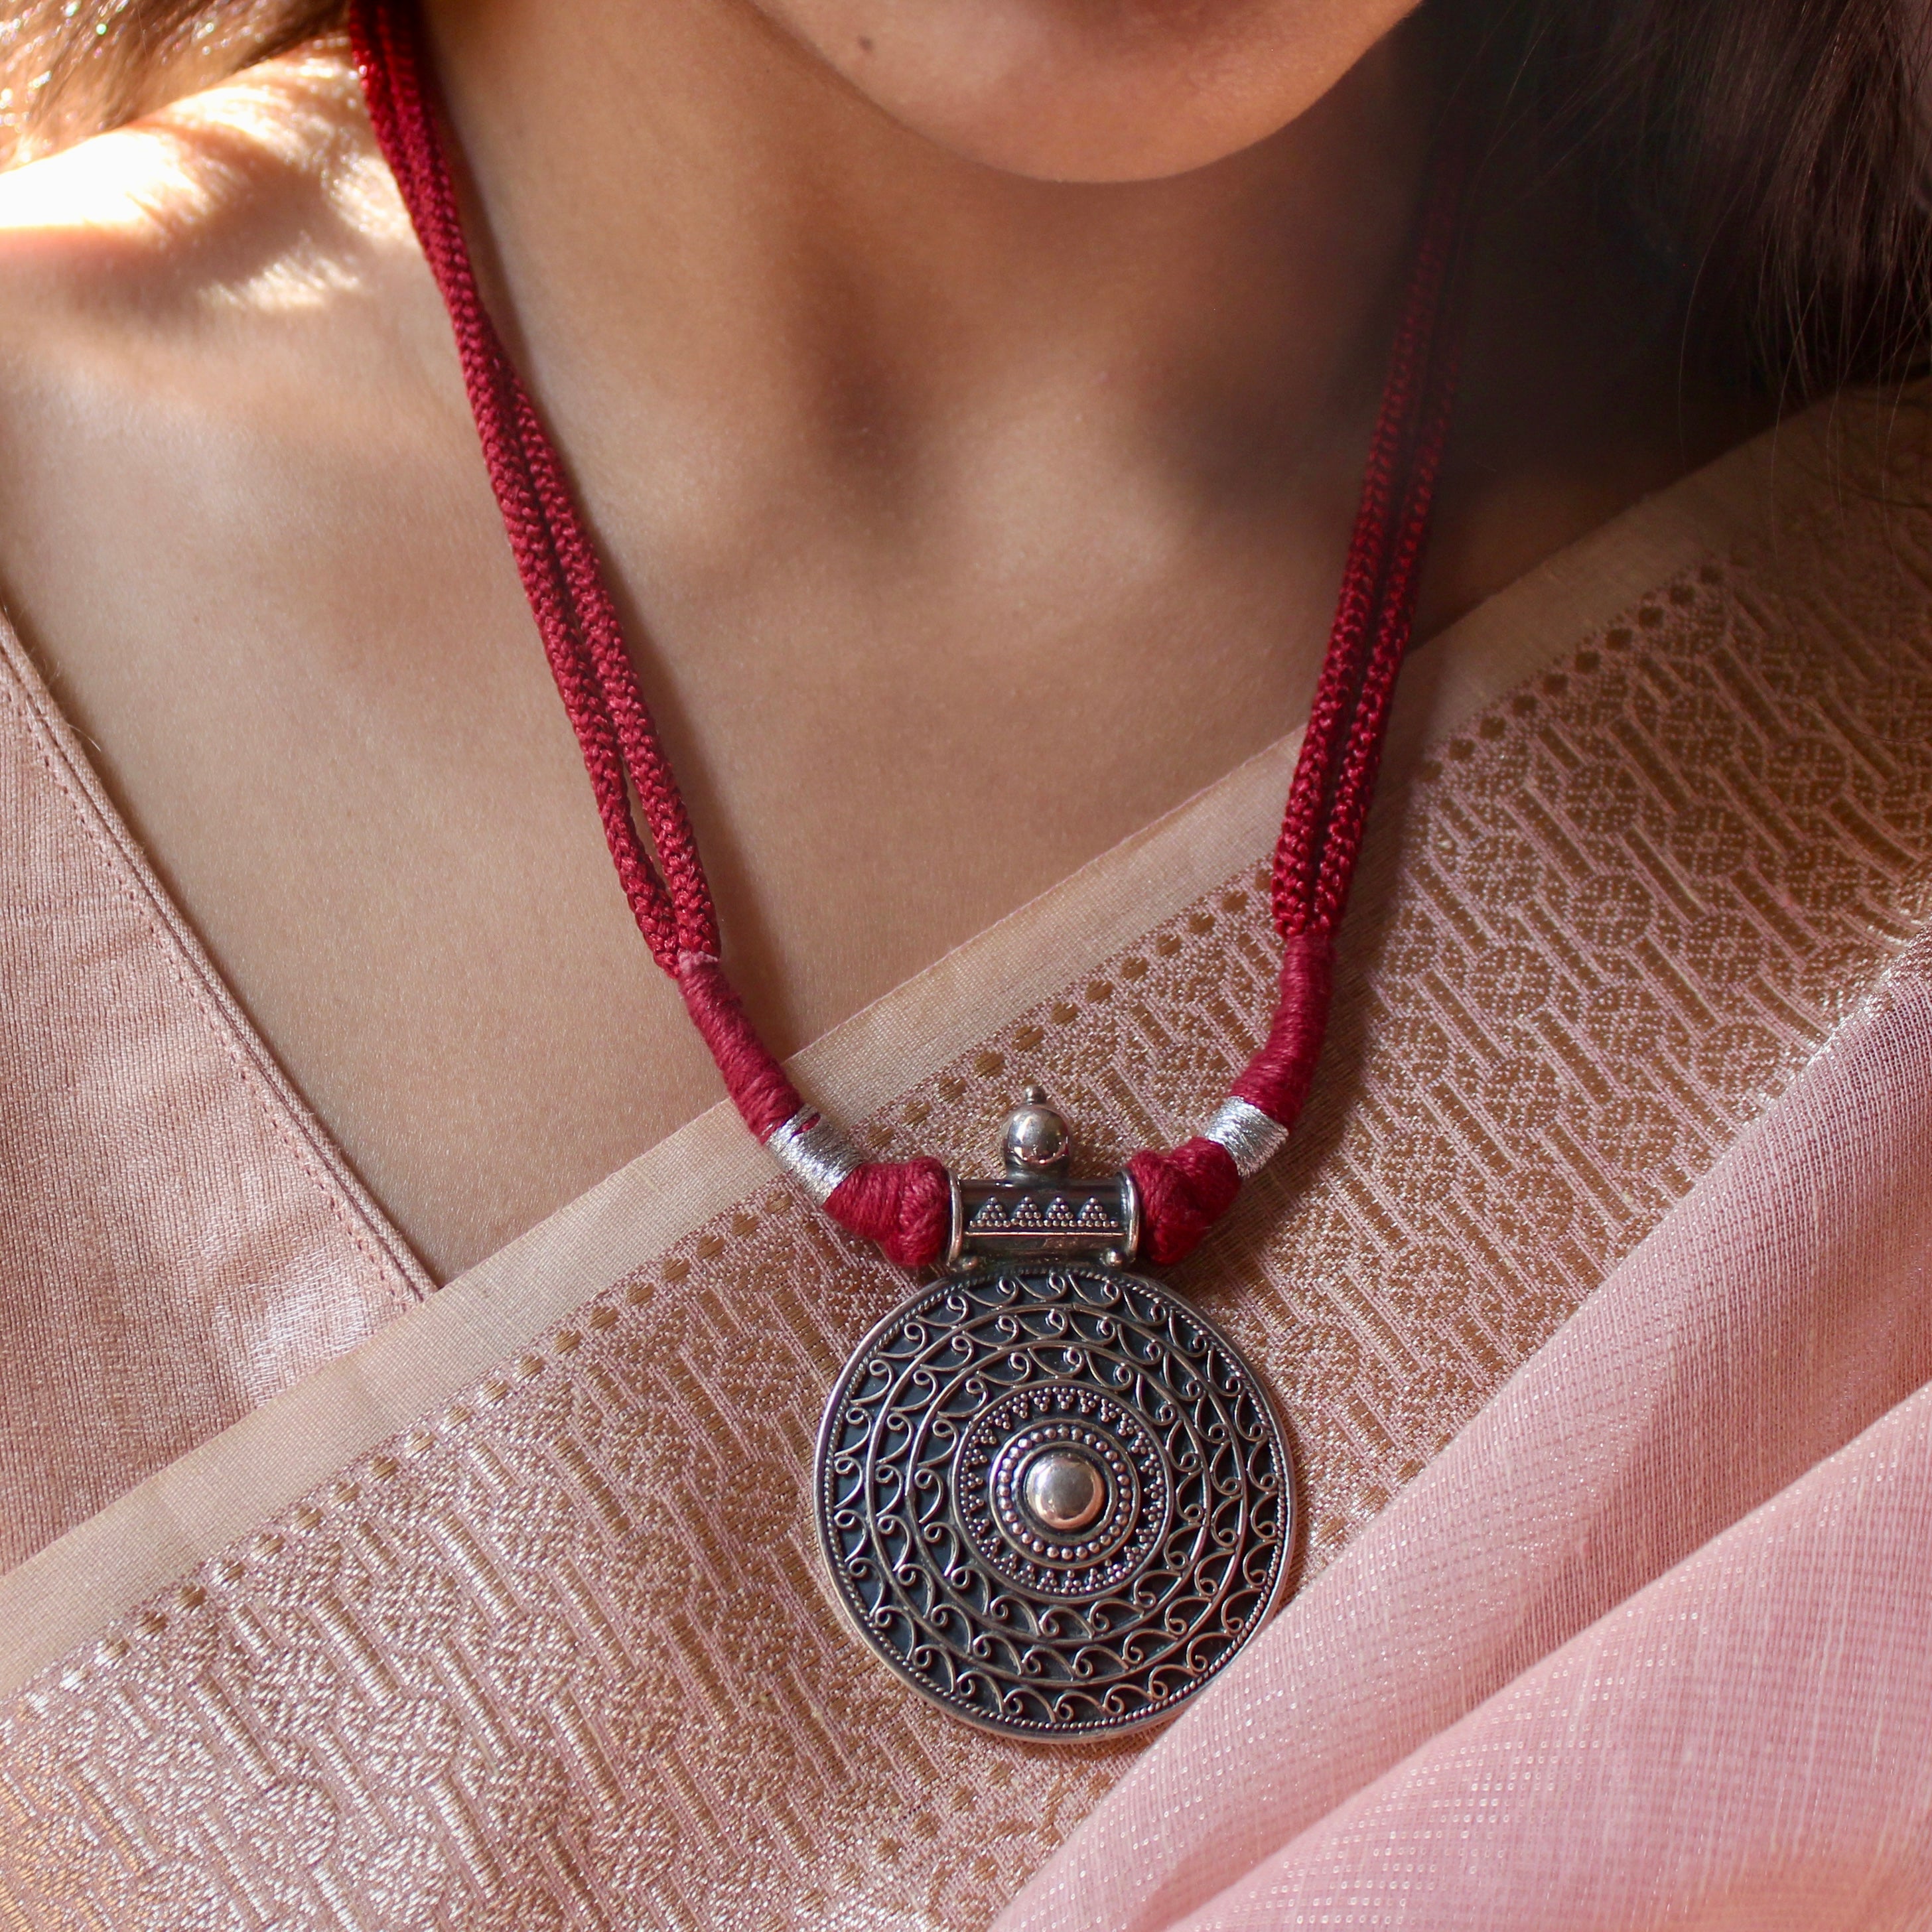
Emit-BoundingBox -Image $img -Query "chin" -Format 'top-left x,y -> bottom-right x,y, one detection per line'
752,0 -> 1414,182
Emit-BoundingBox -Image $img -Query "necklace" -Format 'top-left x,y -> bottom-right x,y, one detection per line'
350,0 -> 1463,1740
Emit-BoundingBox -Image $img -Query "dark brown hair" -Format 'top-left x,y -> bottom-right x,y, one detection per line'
5,0 -> 1930,391
1493,0 -> 1932,387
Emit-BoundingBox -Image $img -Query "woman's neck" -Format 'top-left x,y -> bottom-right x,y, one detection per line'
418,0 -> 1435,579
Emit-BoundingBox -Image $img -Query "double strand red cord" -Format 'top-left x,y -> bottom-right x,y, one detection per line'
353,2 -> 714,975
1127,159 -> 1464,1262
350,0 -> 1462,1273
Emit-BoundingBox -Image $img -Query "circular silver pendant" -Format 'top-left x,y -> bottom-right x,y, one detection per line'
814,1262 -> 1295,1739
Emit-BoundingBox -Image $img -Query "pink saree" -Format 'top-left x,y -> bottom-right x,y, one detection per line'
0,384 -> 1928,1927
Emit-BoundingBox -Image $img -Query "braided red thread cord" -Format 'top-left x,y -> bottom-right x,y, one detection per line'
350,0 -> 1462,1273
354,0 -> 715,969
1126,161 -> 1463,1259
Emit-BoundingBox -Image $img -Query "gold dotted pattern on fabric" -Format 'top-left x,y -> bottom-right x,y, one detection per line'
4,547 -> 1932,1927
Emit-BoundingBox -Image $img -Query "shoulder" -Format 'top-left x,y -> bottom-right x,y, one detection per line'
0,42 -> 468,711
0,38 -> 477,872
0,43 -> 445,525
0,44 -> 406,341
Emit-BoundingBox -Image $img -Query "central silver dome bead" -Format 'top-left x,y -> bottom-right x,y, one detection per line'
1021,1448 -> 1106,1534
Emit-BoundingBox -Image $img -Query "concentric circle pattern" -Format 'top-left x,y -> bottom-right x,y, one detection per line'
965,1389 -> 1161,1596
815,1265 -> 1294,1738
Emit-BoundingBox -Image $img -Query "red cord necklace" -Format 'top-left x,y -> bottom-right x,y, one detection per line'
351,0 -> 1463,1740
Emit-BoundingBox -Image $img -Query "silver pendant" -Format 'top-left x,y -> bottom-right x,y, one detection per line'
814,1091 -> 1295,1739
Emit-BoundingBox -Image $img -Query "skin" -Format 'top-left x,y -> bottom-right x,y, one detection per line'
0,0 -> 1752,1276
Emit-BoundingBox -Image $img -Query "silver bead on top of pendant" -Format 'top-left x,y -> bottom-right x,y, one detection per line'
1001,1085 -> 1073,1179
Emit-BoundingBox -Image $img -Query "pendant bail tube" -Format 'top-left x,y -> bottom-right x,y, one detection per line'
946,1171 -> 1140,1272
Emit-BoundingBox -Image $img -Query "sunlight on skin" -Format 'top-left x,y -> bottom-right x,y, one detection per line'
0,46 -> 405,310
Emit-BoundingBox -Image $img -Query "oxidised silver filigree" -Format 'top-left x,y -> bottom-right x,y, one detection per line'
813,1262 -> 1295,1738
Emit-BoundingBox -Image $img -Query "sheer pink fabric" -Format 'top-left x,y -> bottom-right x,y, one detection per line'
1001,933 -> 1932,1931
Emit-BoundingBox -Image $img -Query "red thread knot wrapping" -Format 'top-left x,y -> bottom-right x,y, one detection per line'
1131,928 -> 1338,1264
826,1160 -> 953,1270
1127,1139 -> 1242,1267
677,957 -> 804,1142
1230,930 -> 1336,1125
